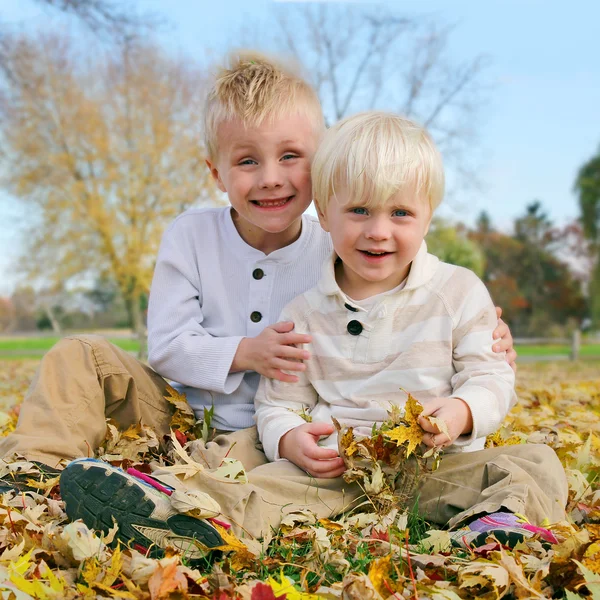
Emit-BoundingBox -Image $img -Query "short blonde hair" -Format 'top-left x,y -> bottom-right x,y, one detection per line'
204,50 -> 324,160
312,111 -> 445,213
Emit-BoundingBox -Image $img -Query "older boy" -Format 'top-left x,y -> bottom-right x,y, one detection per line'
61,112 -> 565,555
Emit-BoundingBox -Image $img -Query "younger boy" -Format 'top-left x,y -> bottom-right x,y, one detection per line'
61,111 -> 566,555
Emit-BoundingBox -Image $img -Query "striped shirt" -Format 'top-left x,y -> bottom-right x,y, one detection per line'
255,242 -> 516,462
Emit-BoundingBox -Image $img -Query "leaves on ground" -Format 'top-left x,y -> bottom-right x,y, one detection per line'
1,359 -> 600,598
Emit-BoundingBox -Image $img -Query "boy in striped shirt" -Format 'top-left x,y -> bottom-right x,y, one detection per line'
254,111 -> 567,547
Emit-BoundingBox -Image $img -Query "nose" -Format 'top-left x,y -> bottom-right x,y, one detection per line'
258,161 -> 284,189
365,215 -> 391,240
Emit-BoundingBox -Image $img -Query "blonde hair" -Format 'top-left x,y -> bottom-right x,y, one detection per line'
312,111 -> 445,213
204,50 -> 324,160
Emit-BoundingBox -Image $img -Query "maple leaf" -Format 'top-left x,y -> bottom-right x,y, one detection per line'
384,394 -> 425,457
251,582 -> 286,600
147,559 -> 188,599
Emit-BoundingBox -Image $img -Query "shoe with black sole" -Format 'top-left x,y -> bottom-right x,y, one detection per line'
0,461 -> 61,494
59,458 -> 224,560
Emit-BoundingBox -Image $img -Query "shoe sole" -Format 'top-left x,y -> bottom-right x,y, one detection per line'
60,461 -> 223,558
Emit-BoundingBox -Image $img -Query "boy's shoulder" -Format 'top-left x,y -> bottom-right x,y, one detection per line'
426,258 -> 492,313
166,206 -> 230,234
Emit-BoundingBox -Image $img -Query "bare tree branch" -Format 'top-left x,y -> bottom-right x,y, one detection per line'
31,0 -> 158,37
270,4 -> 491,191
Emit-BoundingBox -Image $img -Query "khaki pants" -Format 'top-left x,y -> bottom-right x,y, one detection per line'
0,336 -> 568,540
179,431 -> 568,540
0,335 -> 264,469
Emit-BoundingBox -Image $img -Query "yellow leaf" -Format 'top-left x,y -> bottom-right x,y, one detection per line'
267,569 -> 321,599
385,394 -> 425,457
214,524 -> 251,556
367,554 -> 395,598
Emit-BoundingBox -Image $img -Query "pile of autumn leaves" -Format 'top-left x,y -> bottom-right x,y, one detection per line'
0,362 -> 600,599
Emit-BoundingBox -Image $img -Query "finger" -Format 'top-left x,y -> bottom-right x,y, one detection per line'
506,349 -> 518,372
280,333 -> 313,346
306,457 -> 345,476
418,415 -> 440,433
422,431 -> 449,448
304,422 -> 336,436
270,370 -> 300,384
495,306 -> 502,319
418,400 -> 443,418
271,358 -> 307,372
493,335 -> 512,353
276,345 -> 310,361
311,463 -> 347,479
492,318 -> 508,341
270,321 -> 296,334
303,444 -> 339,460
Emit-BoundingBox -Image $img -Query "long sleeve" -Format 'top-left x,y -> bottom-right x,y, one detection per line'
148,226 -> 245,395
254,306 -> 319,462
449,275 -> 516,446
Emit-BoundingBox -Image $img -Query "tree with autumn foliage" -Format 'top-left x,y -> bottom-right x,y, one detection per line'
0,33 -> 222,351
471,204 -> 587,336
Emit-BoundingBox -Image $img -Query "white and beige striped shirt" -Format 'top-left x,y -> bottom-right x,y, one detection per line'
254,242 -> 516,462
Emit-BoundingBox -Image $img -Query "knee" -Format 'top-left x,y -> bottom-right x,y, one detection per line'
54,335 -> 110,353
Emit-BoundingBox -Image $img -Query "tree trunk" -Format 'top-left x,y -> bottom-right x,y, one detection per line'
44,305 -> 61,333
126,293 -> 147,361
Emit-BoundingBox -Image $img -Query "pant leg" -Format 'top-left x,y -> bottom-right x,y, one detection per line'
416,444 -> 568,528
169,459 -> 363,541
187,427 -> 269,471
0,335 -> 173,467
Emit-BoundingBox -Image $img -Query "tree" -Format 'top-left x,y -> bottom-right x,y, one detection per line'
471,203 -> 587,336
274,4 -> 488,188
574,148 -> 600,326
426,218 -> 485,276
0,33 -> 222,353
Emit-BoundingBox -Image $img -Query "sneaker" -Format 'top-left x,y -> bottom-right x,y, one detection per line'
0,461 -> 61,494
59,458 -> 224,560
450,511 -> 559,549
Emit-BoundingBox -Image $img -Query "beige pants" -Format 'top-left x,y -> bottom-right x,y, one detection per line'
0,336 -> 568,539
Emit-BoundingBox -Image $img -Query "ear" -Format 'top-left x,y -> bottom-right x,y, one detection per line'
205,158 -> 227,194
315,201 -> 330,232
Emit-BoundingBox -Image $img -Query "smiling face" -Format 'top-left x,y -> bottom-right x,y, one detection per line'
318,189 -> 432,300
206,113 -> 319,253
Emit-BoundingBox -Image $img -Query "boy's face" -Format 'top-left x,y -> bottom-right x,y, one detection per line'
318,189 -> 432,300
206,113 -> 318,250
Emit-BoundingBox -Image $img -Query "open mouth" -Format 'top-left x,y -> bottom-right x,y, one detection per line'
251,196 -> 294,208
360,250 -> 392,257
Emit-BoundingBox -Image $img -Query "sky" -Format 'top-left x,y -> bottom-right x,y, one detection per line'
0,0 -> 599,295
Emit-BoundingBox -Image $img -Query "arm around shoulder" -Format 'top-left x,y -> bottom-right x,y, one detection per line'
449,271 -> 516,445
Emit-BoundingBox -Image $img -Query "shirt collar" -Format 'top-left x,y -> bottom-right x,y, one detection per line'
317,241 -> 439,300
223,207 -> 313,263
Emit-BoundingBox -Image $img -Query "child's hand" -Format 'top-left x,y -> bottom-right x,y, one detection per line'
493,306 -> 517,372
418,397 -> 473,448
279,423 -> 346,478
232,321 -> 312,382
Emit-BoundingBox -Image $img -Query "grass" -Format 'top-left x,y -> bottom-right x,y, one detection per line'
1,335 -> 600,360
516,343 -> 600,357
0,335 -> 139,358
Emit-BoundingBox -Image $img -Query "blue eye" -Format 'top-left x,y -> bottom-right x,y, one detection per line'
393,209 -> 408,217
351,207 -> 368,215
282,154 -> 298,161
239,158 -> 257,166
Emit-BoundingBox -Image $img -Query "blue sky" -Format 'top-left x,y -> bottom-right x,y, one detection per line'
0,0 -> 599,294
